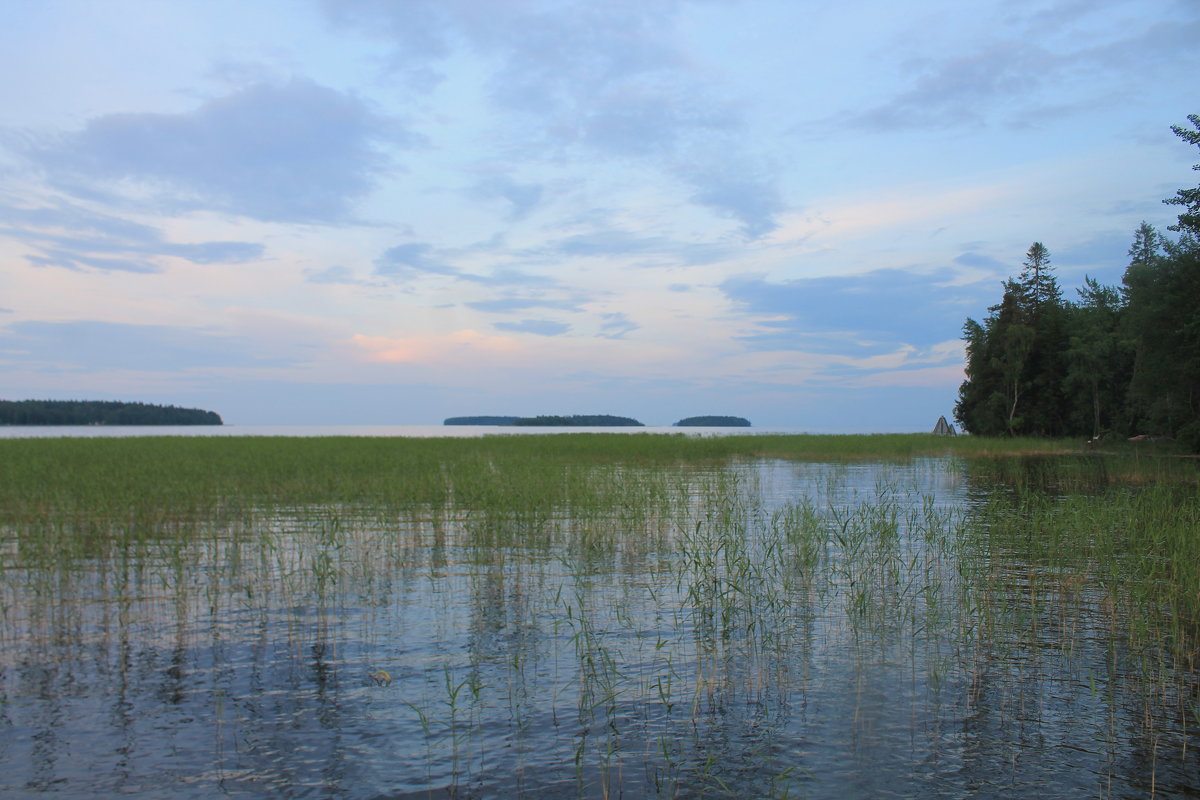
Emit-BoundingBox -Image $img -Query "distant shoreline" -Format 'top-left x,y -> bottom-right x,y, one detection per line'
446,414 -> 752,427
0,400 -> 223,426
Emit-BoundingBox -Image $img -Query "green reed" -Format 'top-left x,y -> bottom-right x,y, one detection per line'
1,434 -> 1197,797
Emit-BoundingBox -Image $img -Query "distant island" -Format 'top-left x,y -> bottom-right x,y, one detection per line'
0,400 -> 223,426
513,415 -> 643,427
444,414 -> 750,427
445,414 -> 643,426
444,416 -> 522,426
674,416 -> 751,427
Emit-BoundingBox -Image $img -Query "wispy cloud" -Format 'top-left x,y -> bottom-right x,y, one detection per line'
493,319 -> 570,336
823,4 -> 1200,133
470,175 -> 544,221
721,268 -> 986,355
466,296 -> 585,314
374,242 -> 459,280
19,78 -> 418,223
322,0 -> 784,237
0,320 -> 291,372
0,198 -> 263,273
598,312 -> 638,339
349,329 -> 519,365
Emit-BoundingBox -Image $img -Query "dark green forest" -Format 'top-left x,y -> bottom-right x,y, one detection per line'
0,400 -> 223,426
955,115 -> 1200,451
674,416 -> 751,427
512,415 -> 644,427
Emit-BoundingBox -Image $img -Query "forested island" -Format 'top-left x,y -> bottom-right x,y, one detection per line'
445,414 -> 643,426
444,414 -> 753,427
513,415 -> 643,427
0,400 -> 223,426
674,416 -> 751,427
955,115 -> 1200,452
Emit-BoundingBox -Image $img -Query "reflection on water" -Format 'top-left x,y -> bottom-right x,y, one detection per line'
1,458 -> 1196,798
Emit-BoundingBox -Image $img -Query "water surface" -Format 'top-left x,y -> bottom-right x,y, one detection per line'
1,456 -> 1195,798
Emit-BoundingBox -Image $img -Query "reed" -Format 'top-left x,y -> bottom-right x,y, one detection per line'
1,433 -> 1196,797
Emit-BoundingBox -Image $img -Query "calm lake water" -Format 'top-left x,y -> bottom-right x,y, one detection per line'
0,424 -> 814,439
1,454 -> 1196,798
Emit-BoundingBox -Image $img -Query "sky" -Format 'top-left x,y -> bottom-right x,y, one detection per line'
1,0 -> 1197,430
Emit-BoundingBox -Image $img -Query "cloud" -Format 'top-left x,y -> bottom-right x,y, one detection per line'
371,242 -> 563,288
493,319 -> 570,336
374,242 -> 459,280
553,230 -> 667,258
305,265 -> 381,286
0,199 -> 263,273
825,7 -> 1200,133
0,320 -> 289,372
842,43 -> 1051,131
721,268 -> 985,354
21,78 -> 416,223
542,228 -> 730,266
322,0 -> 784,237
953,251 -> 1009,271
460,268 -> 557,288
349,329 -> 519,364
466,295 -> 584,313
471,175 -> 544,220
598,312 -> 638,339
679,158 -> 782,239
851,363 -> 966,390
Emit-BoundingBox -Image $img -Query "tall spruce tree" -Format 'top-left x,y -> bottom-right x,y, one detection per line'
956,242 -> 1068,436
1017,242 -> 1068,435
1164,114 -> 1200,236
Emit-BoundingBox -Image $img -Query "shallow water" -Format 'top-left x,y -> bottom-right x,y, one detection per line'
1,458 -> 1196,798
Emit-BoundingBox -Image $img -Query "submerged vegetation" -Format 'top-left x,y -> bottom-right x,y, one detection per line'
1,433 -> 1197,797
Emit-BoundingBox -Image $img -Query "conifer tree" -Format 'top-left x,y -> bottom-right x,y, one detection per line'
1164,114 -> 1200,235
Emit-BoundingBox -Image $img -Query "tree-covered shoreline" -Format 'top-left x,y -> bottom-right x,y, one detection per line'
955,116 -> 1200,452
512,414 -> 643,427
444,416 -> 521,426
0,400 -> 223,426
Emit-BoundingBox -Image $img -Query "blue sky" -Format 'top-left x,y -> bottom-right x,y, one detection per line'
1,0 -> 1196,429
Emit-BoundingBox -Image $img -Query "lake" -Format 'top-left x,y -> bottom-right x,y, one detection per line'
0,424 -> 816,439
0,436 -> 1196,798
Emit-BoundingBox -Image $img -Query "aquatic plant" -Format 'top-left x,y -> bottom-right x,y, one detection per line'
0,434 -> 1196,797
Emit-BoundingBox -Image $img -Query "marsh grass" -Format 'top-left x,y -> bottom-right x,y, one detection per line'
1,434 -> 1197,797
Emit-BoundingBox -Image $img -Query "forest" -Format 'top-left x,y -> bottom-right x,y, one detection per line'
954,116 -> 1200,451
0,400 -> 223,426
511,414 -> 644,426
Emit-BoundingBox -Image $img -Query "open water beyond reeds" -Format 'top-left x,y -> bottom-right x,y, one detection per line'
0,437 -> 1197,798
